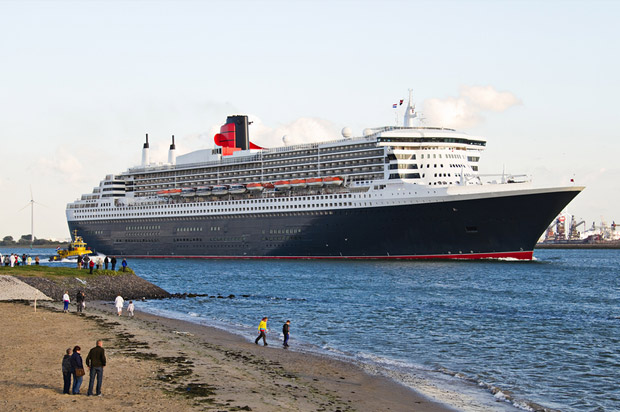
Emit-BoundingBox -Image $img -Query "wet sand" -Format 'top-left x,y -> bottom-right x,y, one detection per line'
0,300 -> 455,412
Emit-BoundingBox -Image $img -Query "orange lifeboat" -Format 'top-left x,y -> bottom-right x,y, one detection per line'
246,182 -> 264,191
159,188 -> 182,196
290,179 -> 307,188
322,176 -> 343,186
306,177 -> 323,187
274,180 -> 291,190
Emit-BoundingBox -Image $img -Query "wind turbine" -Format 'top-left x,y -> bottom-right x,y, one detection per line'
19,186 -> 45,249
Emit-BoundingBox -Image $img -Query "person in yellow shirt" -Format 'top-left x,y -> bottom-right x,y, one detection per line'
254,317 -> 268,346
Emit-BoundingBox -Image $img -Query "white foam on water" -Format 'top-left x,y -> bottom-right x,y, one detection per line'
352,351 -> 523,412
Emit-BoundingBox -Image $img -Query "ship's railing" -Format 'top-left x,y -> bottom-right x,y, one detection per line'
126,136 -> 379,174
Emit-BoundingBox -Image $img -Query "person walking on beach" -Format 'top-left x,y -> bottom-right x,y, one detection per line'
62,291 -> 70,313
114,294 -> 124,316
255,317 -> 268,346
103,256 -> 109,270
70,346 -> 84,395
110,256 -> 117,271
121,258 -> 127,272
62,347 -> 72,394
282,320 -> 291,348
127,300 -> 135,317
76,290 -> 85,313
86,340 -> 106,396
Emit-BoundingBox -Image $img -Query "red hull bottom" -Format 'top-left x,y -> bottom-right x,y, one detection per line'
122,250 -> 534,261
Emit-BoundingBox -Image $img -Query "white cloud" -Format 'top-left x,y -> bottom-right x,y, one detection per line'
36,147 -> 86,184
422,86 -> 521,129
460,85 -> 521,112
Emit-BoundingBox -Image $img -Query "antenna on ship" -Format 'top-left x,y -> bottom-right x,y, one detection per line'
142,133 -> 150,166
168,135 -> 176,165
404,89 -> 417,127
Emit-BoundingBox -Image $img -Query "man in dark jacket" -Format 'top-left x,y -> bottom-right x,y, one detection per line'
62,348 -> 72,394
85,340 -> 106,396
110,256 -> 117,271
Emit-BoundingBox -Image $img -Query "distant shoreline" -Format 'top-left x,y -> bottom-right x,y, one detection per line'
0,243 -> 68,249
536,242 -> 620,249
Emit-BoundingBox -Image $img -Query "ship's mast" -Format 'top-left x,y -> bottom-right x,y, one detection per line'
404,89 -> 417,127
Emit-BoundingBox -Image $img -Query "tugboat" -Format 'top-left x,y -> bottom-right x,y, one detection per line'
49,231 -> 93,261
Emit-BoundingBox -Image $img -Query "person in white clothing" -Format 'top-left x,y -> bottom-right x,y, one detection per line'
114,295 -> 124,316
63,291 -> 70,313
127,301 -> 135,317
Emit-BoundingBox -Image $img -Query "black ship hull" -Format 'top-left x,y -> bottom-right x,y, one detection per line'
68,188 -> 581,260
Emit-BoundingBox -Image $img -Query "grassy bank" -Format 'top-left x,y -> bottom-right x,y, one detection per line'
0,264 -> 169,302
0,265 -> 134,279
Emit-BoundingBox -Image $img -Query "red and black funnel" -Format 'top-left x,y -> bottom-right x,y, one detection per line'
214,115 -> 262,153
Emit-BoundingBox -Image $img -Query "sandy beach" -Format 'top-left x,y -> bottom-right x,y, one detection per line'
1,299 -> 454,412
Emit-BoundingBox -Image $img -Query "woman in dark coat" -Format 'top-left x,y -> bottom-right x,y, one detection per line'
69,346 -> 84,395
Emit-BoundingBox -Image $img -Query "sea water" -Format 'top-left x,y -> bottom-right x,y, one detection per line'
6,248 -> 618,411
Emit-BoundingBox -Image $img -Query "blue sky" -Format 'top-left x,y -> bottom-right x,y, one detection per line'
1,0 -> 618,240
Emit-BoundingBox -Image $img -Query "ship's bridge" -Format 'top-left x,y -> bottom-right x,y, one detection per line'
372,126 -> 486,148
371,127 -> 485,186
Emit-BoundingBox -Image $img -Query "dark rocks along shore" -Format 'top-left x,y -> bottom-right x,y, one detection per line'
15,272 -> 170,302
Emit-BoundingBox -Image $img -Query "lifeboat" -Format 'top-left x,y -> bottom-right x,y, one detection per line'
290,179 -> 307,188
211,185 -> 228,196
274,180 -> 291,190
157,189 -> 182,196
196,186 -> 212,196
181,187 -> 196,197
262,182 -> 275,189
306,177 -> 323,187
322,176 -> 343,186
229,184 -> 247,194
246,182 -> 264,191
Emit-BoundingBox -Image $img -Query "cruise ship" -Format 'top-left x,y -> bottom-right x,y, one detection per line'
66,98 -> 583,260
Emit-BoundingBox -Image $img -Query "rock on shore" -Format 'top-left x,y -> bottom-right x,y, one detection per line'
14,272 -> 170,301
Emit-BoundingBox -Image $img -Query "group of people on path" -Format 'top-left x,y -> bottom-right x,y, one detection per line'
61,340 -> 106,396
255,317 -> 291,348
76,255 -> 127,273
2,253 -> 40,266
